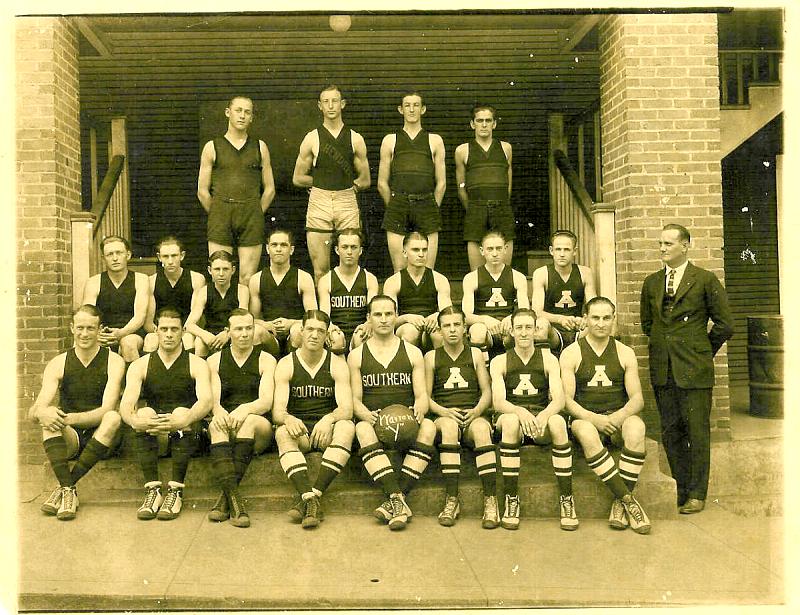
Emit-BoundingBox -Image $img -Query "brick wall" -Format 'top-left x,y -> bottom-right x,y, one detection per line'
16,17 -> 82,464
599,14 -> 731,436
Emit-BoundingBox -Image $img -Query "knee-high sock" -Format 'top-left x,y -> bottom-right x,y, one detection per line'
586,448 -> 628,499
438,444 -> 461,497
359,443 -> 400,497
499,441 -> 520,497
474,444 -> 497,496
279,449 -> 313,496
551,443 -> 573,497
71,438 -> 109,484
399,442 -> 436,494
44,436 -> 73,487
232,438 -> 255,484
619,448 -> 646,493
313,443 -> 351,495
210,442 -> 238,494
134,432 -> 160,484
170,430 -> 199,485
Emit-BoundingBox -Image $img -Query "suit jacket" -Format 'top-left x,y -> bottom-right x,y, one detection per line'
640,262 -> 734,389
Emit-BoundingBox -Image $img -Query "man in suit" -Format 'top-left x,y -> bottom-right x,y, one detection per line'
640,223 -> 733,514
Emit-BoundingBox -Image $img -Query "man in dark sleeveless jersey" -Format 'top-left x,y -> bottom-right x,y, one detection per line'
532,229 -> 597,354
454,104 -> 515,269
293,85 -> 371,283
317,228 -> 379,354
490,308 -> 576,531
348,295 -> 435,531
272,310 -> 355,529
424,306 -> 499,528
249,229 -> 318,357
29,305 -> 125,520
377,91 -> 447,271
120,307 -> 212,521
143,236 -> 206,353
383,231 -> 451,350
462,230 -> 531,360
82,235 -> 149,363
560,297 -> 652,534
197,95 -> 276,285
185,251 -> 250,357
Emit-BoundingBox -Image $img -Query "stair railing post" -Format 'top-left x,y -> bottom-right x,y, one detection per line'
591,202 -> 616,305
71,211 -> 97,309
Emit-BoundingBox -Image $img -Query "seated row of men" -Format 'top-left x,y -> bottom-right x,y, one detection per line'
80,227 -> 595,366
30,294 -> 651,537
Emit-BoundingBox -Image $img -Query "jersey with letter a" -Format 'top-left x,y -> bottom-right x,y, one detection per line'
154,269 -> 194,324
390,129 -> 435,194
504,347 -> 549,409
474,265 -> 517,319
361,340 -> 415,410
544,264 -> 585,328
574,337 -> 628,414
60,347 -> 110,413
142,350 -> 197,414
329,267 -> 368,339
96,271 -> 136,329
313,126 -> 355,191
288,351 -> 336,421
397,268 -> 438,316
218,345 -> 262,409
432,346 -> 480,409
259,266 -> 305,322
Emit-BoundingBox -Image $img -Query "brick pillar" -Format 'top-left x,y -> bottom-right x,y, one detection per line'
599,14 -> 730,438
16,17 -> 82,464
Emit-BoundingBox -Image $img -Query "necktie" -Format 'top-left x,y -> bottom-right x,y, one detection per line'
666,268 -> 676,297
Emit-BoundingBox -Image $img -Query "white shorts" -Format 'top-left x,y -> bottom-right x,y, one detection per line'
306,187 -> 360,233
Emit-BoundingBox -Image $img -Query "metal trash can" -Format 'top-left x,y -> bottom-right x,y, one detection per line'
747,314 -> 783,418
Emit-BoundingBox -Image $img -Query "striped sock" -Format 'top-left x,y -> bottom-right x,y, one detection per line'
313,443 -> 352,494
232,438 -> 255,484
209,442 -> 238,493
399,442 -> 436,494
134,432 -> 160,484
551,443 -> 573,496
499,441 -> 521,496
359,443 -> 400,496
474,444 -> 498,496
619,448 -> 646,492
70,438 -> 109,484
170,430 -> 199,485
44,436 -> 73,487
438,444 -> 461,497
586,448 -> 628,499
279,449 -> 312,495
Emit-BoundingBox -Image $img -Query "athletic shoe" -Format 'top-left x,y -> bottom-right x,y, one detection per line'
501,494 -> 520,530
228,490 -> 250,528
208,491 -> 229,522
137,482 -> 163,520
559,495 -> 579,531
621,493 -> 651,535
437,496 -> 460,527
608,498 -> 629,530
374,498 -> 392,523
400,492 -> 413,522
287,495 -> 305,523
387,493 -> 408,531
482,495 -> 500,529
157,483 -> 183,520
41,487 -> 63,515
302,495 -> 321,529
56,486 -> 78,521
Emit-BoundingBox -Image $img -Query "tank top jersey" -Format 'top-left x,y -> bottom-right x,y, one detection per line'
360,341 -> 415,410
312,125 -> 355,191
153,269 -> 194,324
431,346 -> 480,409
259,266 -> 305,322
574,338 -> 628,414
288,351 -> 336,421
465,139 -> 509,202
544,264 -> 585,328
329,267 -> 368,339
397,268 -> 438,316
60,347 -> 110,413
218,345 -> 263,409
96,271 -> 136,329
142,350 -> 197,414
390,130 -> 435,194
210,136 -> 262,202
504,348 -> 549,409
474,265 -> 517,319
205,284 -> 239,334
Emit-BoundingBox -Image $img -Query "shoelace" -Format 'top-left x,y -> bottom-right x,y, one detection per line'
626,499 -> 644,523
305,497 -> 318,518
390,496 -> 405,517
162,489 -> 178,511
143,487 -> 159,510
443,498 -> 458,516
229,494 -> 243,517
612,500 -> 625,521
45,489 -> 62,506
506,496 -> 519,517
484,497 -> 498,518
62,488 -> 75,509
561,496 -> 574,518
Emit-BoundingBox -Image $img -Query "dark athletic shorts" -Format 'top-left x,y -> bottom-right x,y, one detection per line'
207,196 -> 264,247
463,199 -> 516,242
66,425 -> 121,458
382,191 -> 442,234
552,326 -> 579,355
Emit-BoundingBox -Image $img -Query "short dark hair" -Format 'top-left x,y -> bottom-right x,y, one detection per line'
663,223 -> 691,242
154,307 -> 182,325
583,296 -> 616,316
319,84 -> 343,100
481,229 -> 507,245
511,307 -> 538,325
437,304 -> 464,327
368,294 -> 397,315
302,309 -> 331,327
208,250 -> 235,266
550,229 -> 578,248
227,308 -> 254,325
403,231 -> 428,248
334,227 -> 363,247
400,90 -> 424,106
100,235 -> 131,252
73,304 -> 102,322
472,104 -> 497,120
227,95 -> 254,110
267,228 -> 295,246
156,235 -> 184,253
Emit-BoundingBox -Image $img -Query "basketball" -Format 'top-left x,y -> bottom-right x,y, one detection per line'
375,404 -> 419,450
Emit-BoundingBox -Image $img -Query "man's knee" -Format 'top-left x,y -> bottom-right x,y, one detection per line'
435,416 -> 460,443
143,332 -> 158,353
498,413 -> 521,441
355,420 -> 378,445
547,413 -> 567,436
468,417 -> 493,445
570,419 -> 599,445
622,415 -> 646,447
137,407 -> 158,420
397,323 -> 420,345
333,419 -> 355,441
469,323 -> 488,345
97,411 -> 122,436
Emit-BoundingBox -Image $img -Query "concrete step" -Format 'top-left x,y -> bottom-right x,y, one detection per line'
35,437 -> 678,520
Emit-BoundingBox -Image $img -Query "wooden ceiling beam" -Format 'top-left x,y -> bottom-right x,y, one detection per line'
560,15 -> 600,53
74,17 -> 113,58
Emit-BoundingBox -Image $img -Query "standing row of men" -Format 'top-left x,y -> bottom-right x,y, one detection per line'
198,86 -> 516,285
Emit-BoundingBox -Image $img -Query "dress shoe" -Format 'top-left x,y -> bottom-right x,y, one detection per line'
679,498 -> 705,514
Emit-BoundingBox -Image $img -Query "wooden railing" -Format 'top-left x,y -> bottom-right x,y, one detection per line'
719,49 -> 782,106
